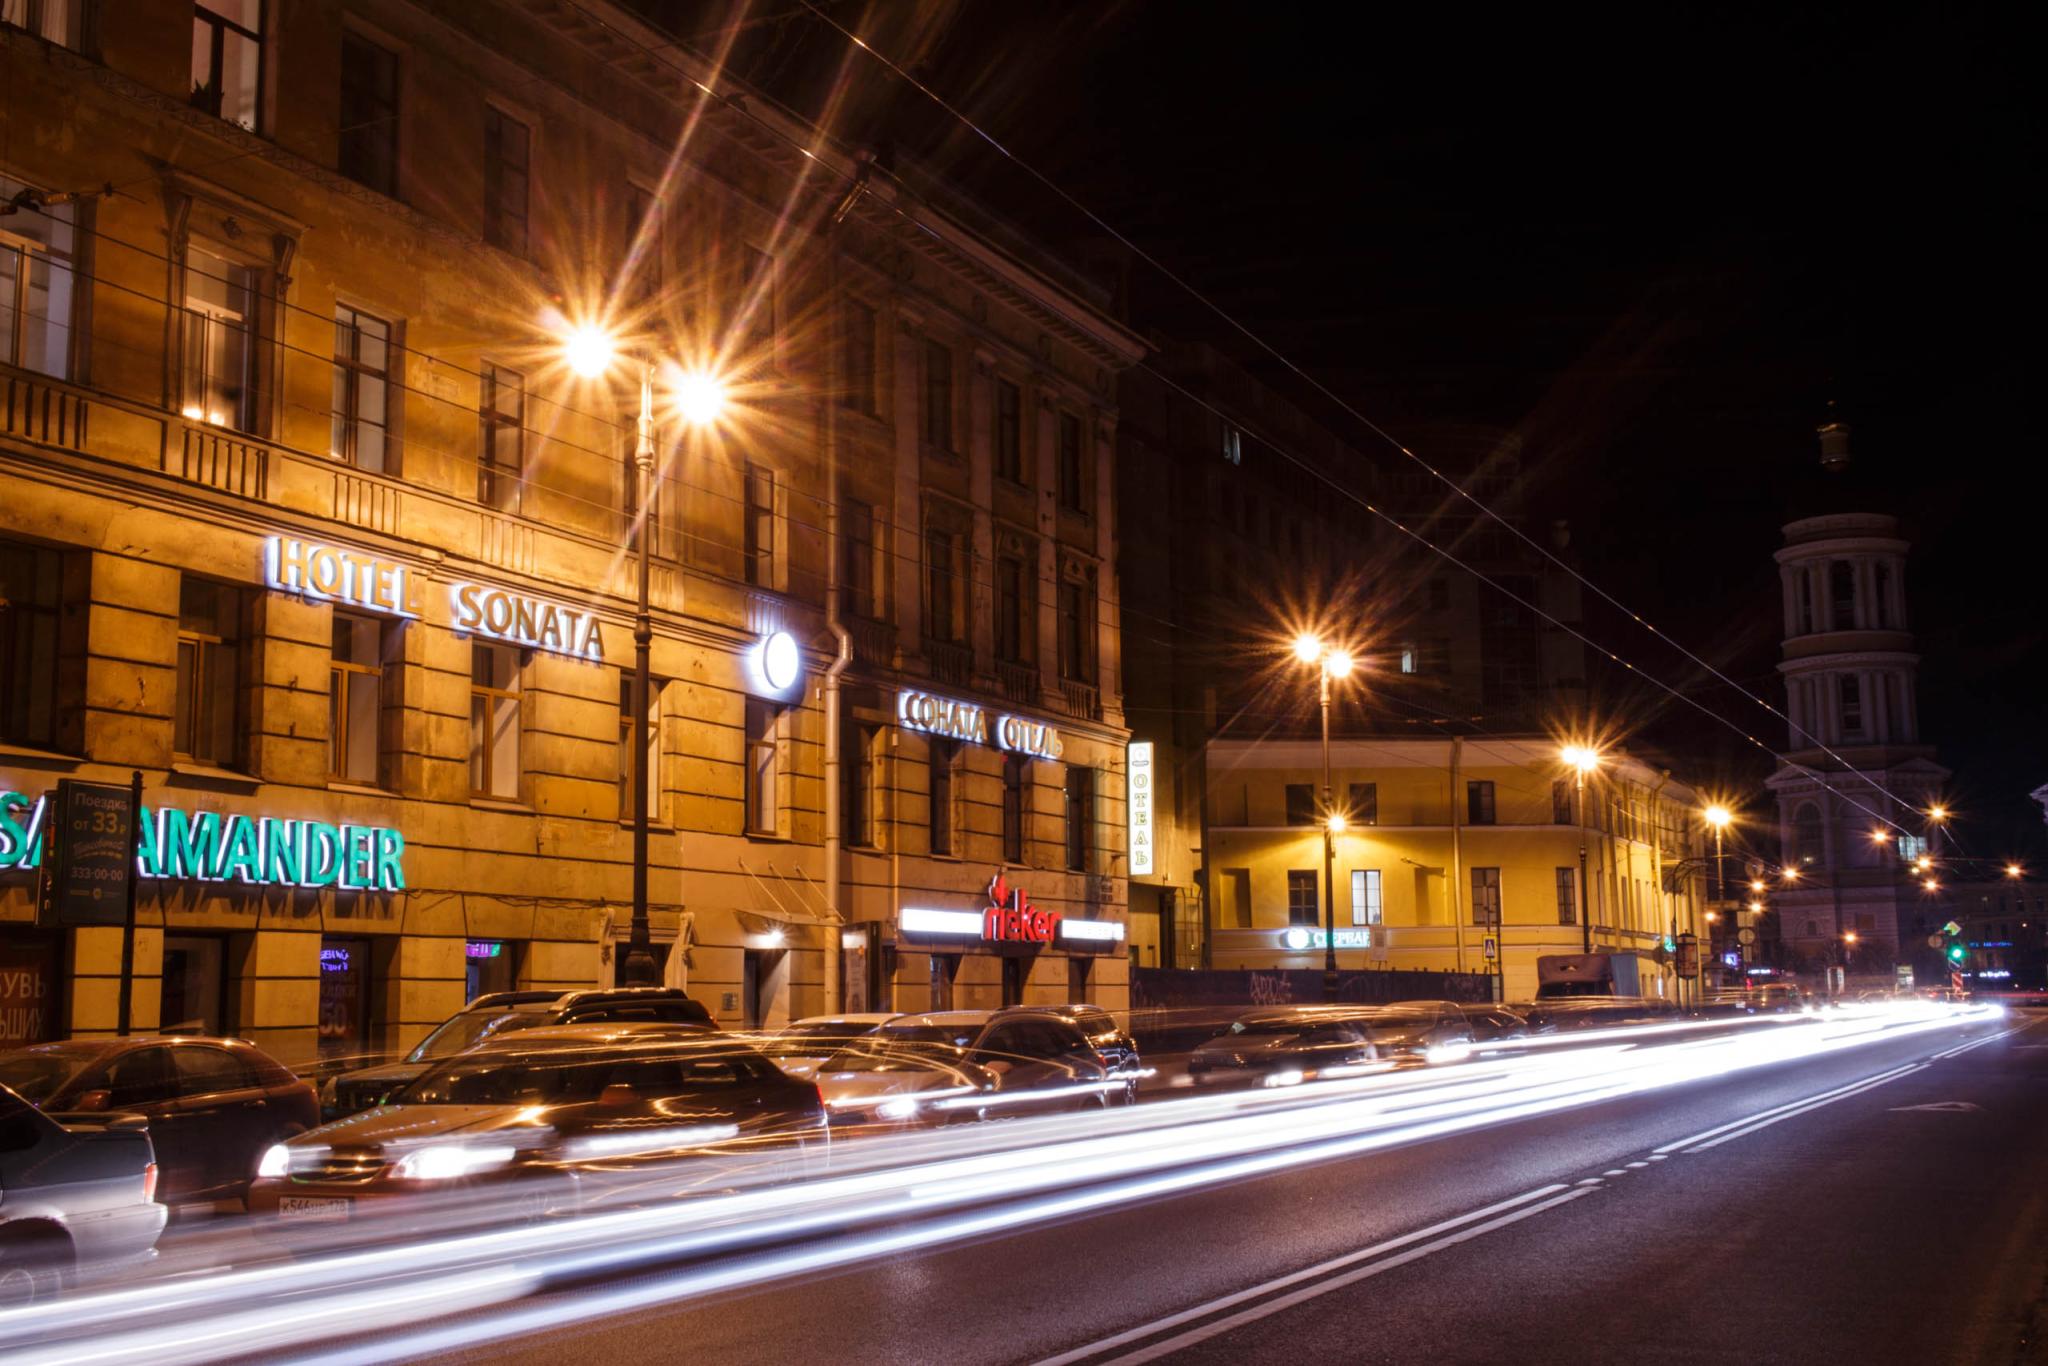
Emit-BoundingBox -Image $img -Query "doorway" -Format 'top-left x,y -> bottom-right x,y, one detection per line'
1001,956 -> 1025,1007
161,935 -> 228,1035
742,948 -> 787,1028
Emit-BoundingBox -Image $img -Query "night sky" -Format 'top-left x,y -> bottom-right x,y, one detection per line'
690,1 -> 2037,858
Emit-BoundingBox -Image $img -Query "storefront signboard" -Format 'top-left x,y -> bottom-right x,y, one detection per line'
450,582 -> 606,662
40,779 -> 137,928
1127,741 -> 1154,876
264,536 -> 417,617
1277,926 -> 1374,951
897,690 -> 1064,759
898,873 -> 1126,947
1,789 -> 405,891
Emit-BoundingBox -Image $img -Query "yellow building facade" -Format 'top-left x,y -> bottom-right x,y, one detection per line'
1202,737 -> 1713,1002
0,2 -> 1141,1062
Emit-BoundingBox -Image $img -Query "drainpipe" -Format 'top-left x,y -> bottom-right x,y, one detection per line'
1449,735 -> 1465,972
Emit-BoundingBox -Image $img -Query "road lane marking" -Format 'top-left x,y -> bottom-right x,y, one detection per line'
1027,1184 -> 1570,1366
1056,1187 -> 1599,1366
1653,1062 -> 1926,1154
1683,1064 -> 1928,1152
1888,1101 -> 1982,1113
1931,1025 -> 2026,1060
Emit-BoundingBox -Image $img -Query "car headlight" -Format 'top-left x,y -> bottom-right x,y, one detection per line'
875,1097 -> 922,1121
1262,1069 -> 1305,1088
391,1144 -> 518,1181
256,1143 -> 290,1179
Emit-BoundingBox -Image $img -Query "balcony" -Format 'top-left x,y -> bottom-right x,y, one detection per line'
848,615 -> 896,670
995,659 -> 1037,705
1057,676 -> 1101,720
924,637 -> 974,689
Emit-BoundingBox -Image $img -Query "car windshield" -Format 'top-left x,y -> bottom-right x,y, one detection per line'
406,1008 -> 546,1063
397,1051 -> 632,1106
776,1021 -> 878,1048
0,1045 -> 103,1104
824,1026 -> 972,1073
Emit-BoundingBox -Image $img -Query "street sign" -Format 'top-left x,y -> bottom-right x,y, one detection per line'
37,780 -> 137,928
1482,936 -> 1498,962
1736,926 -> 1757,945
1927,934 -> 1945,949
1941,921 -> 1962,937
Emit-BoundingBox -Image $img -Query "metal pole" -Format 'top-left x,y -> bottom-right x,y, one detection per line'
1576,770 -> 1591,954
1321,666 -> 1337,1000
117,770 -> 142,1036
623,360 -> 658,987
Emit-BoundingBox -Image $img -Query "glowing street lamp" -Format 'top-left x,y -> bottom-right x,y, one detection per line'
2007,863 -> 2025,880
1290,633 -> 1356,995
1702,803 -> 1732,916
1558,744 -> 1603,953
559,321 -> 727,985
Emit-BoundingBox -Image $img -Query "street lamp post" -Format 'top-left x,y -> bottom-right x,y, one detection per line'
1562,746 -> 1600,955
1294,635 -> 1353,1000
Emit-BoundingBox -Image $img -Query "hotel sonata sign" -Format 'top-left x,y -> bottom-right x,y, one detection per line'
450,582 -> 606,663
264,536 -> 417,617
897,690 -> 1063,759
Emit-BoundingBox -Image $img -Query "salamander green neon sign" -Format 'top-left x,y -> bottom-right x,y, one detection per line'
0,791 -> 405,891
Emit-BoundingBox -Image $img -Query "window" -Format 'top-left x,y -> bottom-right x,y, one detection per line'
843,499 -> 877,618
1286,870 -> 1318,926
1057,411 -> 1086,511
744,463 -> 777,588
1398,643 -> 1417,674
996,555 -> 1027,663
1221,424 -> 1241,465
1351,869 -> 1382,926
1793,803 -> 1824,865
841,299 -> 876,412
0,538 -> 61,749
1837,674 -> 1863,737
175,579 -> 244,767
1552,778 -> 1573,825
1471,867 -> 1502,926
745,698 -> 780,835
338,29 -> 399,195
329,615 -> 389,784
929,739 -> 957,857
1057,576 -> 1094,683
0,174 -> 77,378
1064,766 -> 1094,872
844,721 -> 878,848
175,1044 -> 255,1094
617,673 -> 660,822
924,527 -> 960,643
479,364 -> 524,511
1348,782 -> 1377,826
181,246 -> 258,431
191,1 -> 264,131
1466,780 -> 1496,825
921,339 -> 953,451
1829,560 -> 1857,630
331,306 -> 393,472
991,751 -> 1030,864
468,643 -> 520,799
1284,783 -> 1316,827
1794,571 -> 1815,635
739,246 -> 775,363
1556,867 -> 1577,925
483,106 -> 530,256
1874,561 -> 1895,628
2,1 -> 83,46
995,379 -> 1023,481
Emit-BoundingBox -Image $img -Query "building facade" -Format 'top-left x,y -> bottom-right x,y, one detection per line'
0,1 -> 1142,1059
1200,737 -> 1710,1002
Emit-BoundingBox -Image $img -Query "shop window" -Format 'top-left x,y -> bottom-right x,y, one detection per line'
1466,780 -> 1496,825
338,28 -> 400,195
0,538 -> 62,749
617,672 -> 662,822
465,939 -> 516,1001
1350,869 -> 1382,926
330,305 -> 394,472
995,378 -> 1023,482
1284,783 -> 1316,827
0,931 -> 64,1046
929,953 -> 958,1011
921,339 -> 954,452
180,245 -> 259,432
483,105 -> 530,256
1064,766 -> 1094,873
743,462 -> 778,588
1472,867 -> 1503,926
0,172 -> 77,379
191,1 -> 264,132
745,697 -> 781,835
841,298 -> 876,413
318,936 -> 373,1059
929,738 -> 958,857
329,613 -> 394,785
1057,411 -> 1086,512
1001,752 -> 1028,863
1348,782 -> 1378,826
175,578 -> 245,768
1286,870 -> 1317,926
479,364 -> 525,512
469,642 -> 521,799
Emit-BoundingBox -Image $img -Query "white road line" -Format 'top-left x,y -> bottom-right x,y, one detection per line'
1683,1064 -> 1928,1152
1028,1184 -> 1569,1366
1931,1025 -> 2026,1060
1652,1062 -> 1925,1154
1072,1187 -> 1599,1366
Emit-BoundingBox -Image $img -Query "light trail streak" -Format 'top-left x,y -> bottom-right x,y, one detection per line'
0,1003 -> 2003,1365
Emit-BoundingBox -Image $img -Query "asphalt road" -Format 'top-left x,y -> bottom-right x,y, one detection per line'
423,1010 -> 2048,1366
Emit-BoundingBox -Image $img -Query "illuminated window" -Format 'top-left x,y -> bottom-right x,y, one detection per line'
191,1 -> 264,132
2,1 -> 83,46
1399,643 -> 1418,674
176,579 -> 245,768
1286,870 -> 1318,926
338,29 -> 399,195
1351,869 -> 1382,926
483,106 -> 530,256
181,246 -> 258,432
469,643 -> 521,799
1471,867 -> 1502,926
1221,425 -> 1242,466
0,173 -> 77,379
329,614 -> 391,784
331,305 -> 393,473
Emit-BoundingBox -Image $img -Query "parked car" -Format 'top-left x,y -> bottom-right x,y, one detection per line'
0,1082 -> 166,1305
1189,1004 -> 1477,1088
1453,1003 -> 1532,1045
764,1014 -> 905,1081
320,987 -> 717,1119
1005,1004 -> 1145,1103
0,1037 -> 316,1206
815,1010 -> 1114,1127
249,1031 -> 823,1227
1517,996 -> 1680,1033
1702,983 -> 1810,1017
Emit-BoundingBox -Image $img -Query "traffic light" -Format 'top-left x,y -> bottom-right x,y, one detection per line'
1947,943 -> 1966,964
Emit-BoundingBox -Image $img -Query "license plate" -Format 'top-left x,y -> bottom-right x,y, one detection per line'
278,1196 -> 350,1222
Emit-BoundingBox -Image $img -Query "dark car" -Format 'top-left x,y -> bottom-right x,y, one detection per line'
249,1032 -> 822,1227
816,1010 -> 1113,1127
1187,1008 -> 1381,1088
0,1083 -> 167,1305
1006,1004 -> 1144,1102
321,987 -> 717,1119
1518,996 -> 1680,1033
0,1037 -> 315,1206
